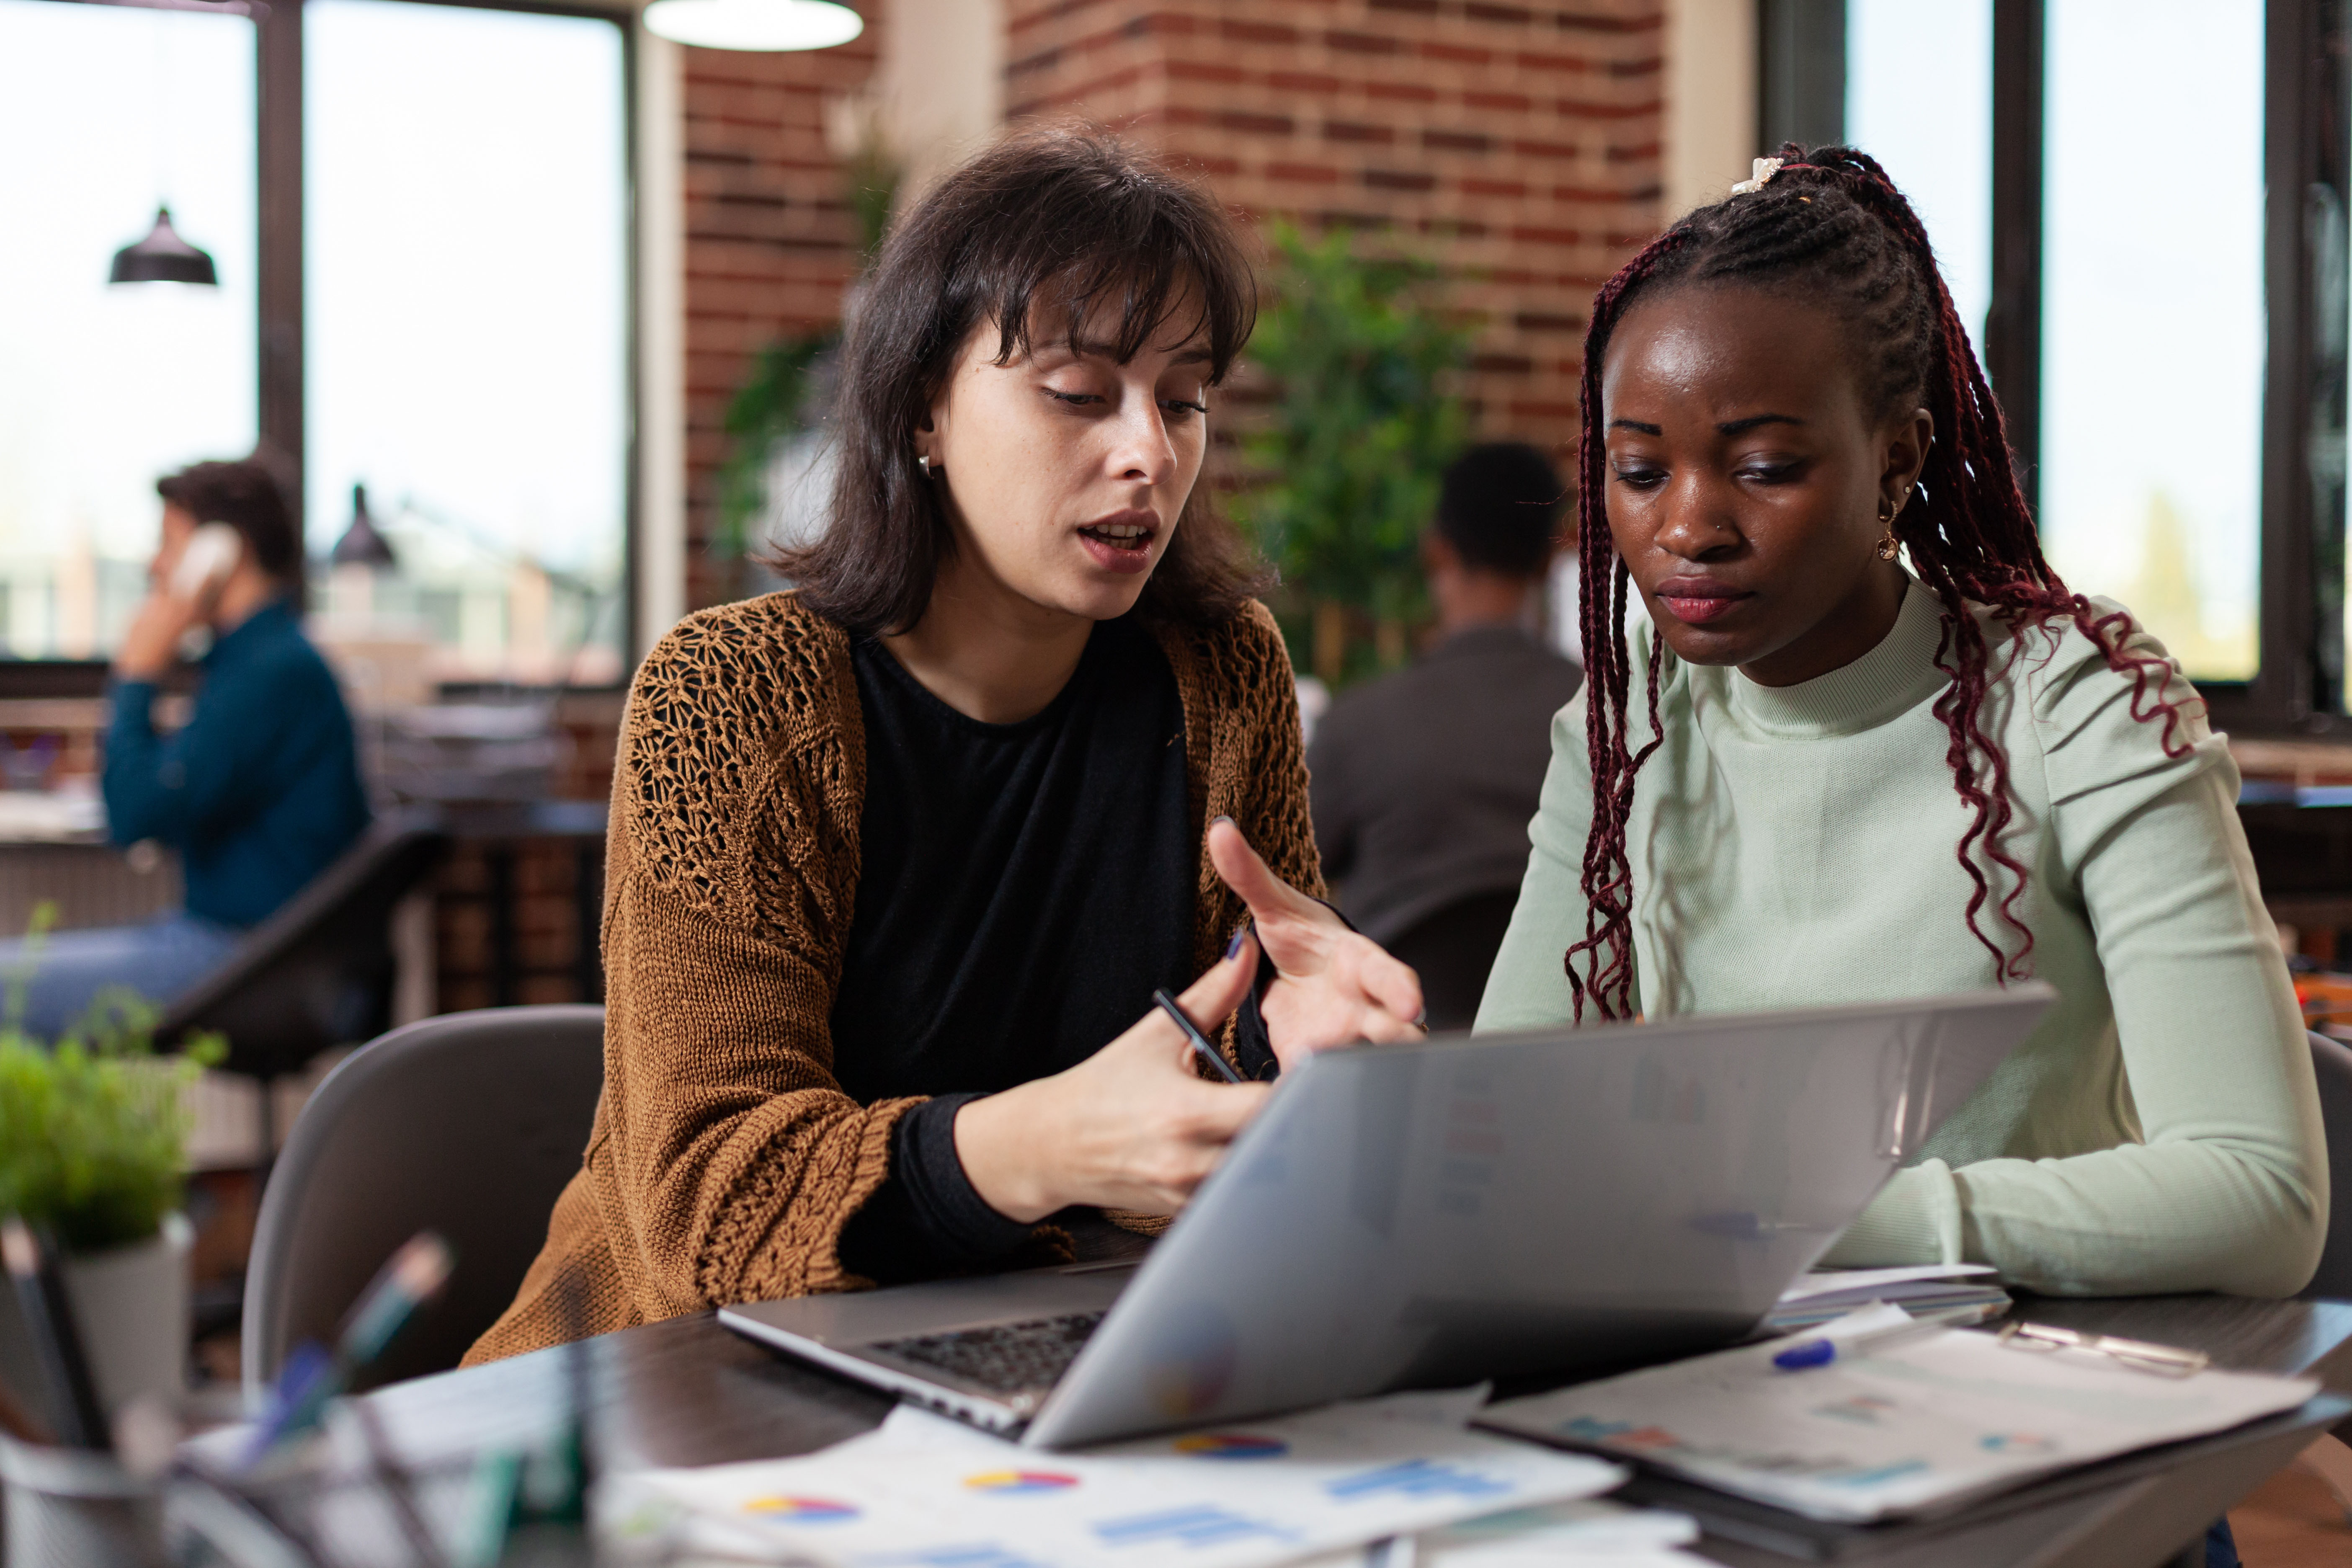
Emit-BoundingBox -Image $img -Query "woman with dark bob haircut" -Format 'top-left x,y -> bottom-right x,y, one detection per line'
469,127 -> 1424,1362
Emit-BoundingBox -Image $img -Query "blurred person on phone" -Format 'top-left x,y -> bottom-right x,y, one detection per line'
0,457 -> 369,1035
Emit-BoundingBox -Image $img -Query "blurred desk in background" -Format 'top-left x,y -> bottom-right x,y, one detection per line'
0,840 -> 182,938
429,799 -> 609,1011
0,787 -> 179,938
0,692 -> 184,939
2238,782 -> 2352,939
0,792 -> 608,1010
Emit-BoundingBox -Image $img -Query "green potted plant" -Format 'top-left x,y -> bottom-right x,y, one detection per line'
0,909 -> 222,1423
1234,221 -> 1473,689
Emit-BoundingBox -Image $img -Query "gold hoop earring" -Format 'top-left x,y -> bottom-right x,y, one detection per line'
1875,488 -> 1911,561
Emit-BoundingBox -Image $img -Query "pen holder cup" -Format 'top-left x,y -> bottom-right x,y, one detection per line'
0,1433 -> 164,1568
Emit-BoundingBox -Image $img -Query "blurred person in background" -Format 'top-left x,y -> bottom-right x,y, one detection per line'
0,458 -> 370,1036
1307,441 -> 1582,1030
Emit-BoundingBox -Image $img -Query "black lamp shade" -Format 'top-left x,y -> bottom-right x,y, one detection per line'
332,484 -> 399,569
109,207 -> 219,286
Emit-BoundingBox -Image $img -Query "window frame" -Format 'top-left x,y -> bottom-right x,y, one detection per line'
0,0 -> 640,684
1767,0 -> 2352,737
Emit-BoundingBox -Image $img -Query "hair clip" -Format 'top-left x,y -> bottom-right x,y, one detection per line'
1731,157 -> 1785,195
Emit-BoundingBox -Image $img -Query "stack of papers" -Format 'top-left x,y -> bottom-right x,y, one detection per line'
1409,1498 -> 1710,1565
1477,1306 -> 2318,1522
605,1389 -> 1669,1567
1762,1264 -> 2010,1333
1287,1500 -> 1712,1566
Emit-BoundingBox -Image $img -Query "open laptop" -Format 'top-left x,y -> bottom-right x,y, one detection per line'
722,985 -> 2052,1449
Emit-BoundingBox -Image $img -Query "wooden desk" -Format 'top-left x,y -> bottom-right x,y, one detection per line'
0,839 -> 180,936
335,1280 -> 2352,1568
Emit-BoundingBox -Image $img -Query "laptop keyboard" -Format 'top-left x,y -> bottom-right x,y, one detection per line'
873,1310 -> 1109,1395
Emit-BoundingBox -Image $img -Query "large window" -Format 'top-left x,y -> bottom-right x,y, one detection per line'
0,0 -> 632,686
1775,0 -> 2348,728
2039,1 -> 2267,681
1844,0 -> 1992,351
308,0 -> 630,688
0,0 -> 258,658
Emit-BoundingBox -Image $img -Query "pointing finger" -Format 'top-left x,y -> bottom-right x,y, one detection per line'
1208,818 -> 1315,924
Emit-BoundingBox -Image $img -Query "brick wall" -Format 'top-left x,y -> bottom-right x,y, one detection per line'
1001,0 -> 1666,462
681,20 -> 883,612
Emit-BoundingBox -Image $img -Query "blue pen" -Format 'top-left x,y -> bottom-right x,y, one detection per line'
248,1232 -> 454,1462
1772,1313 -> 1949,1371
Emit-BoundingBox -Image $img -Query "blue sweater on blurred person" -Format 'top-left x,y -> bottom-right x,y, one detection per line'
104,597 -> 371,928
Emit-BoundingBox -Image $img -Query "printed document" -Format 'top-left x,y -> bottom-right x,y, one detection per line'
607,1387 -> 1624,1567
1478,1307 -> 2316,1522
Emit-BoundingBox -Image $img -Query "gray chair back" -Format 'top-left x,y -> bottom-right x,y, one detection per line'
241,1005 -> 605,1401
2305,1031 -> 2352,1300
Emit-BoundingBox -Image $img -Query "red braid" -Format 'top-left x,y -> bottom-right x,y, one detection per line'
1564,144 -> 2196,1021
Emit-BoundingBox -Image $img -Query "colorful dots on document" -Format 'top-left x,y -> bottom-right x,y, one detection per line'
963,1469 -> 1082,1494
743,1495 -> 860,1523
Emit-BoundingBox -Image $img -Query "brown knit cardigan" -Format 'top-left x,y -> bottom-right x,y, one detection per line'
463,591 -> 1322,1366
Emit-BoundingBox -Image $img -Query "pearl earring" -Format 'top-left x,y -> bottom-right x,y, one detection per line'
916,453 -> 932,476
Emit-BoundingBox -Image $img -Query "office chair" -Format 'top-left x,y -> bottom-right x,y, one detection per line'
2304,1031 -> 2352,1301
240,1005 -> 606,1402
2291,1030 -> 2352,1517
157,809 -> 447,1154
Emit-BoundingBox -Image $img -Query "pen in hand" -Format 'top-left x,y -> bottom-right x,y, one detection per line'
1152,988 -> 1246,1084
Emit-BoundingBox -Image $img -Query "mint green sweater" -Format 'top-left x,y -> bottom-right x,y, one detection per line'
1476,580 -> 2327,1297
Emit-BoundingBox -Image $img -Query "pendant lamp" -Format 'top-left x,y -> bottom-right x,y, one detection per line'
641,0 -> 861,52
109,206 -> 219,286
331,485 -> 399,569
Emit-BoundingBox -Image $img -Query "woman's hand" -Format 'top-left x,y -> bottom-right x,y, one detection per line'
953,933 -> 1273,1223
1208,817 -> 1425,1071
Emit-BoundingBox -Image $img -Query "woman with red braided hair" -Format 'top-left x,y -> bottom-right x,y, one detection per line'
1476,146 -> 2326,1298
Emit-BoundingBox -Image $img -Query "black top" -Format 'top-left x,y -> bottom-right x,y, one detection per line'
833,617 -> 1197,1282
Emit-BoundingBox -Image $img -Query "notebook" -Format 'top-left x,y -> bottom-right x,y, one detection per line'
1762,1265 -> 2011,1333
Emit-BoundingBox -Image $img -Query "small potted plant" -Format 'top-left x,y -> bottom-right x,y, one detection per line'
0,909 -> 222,1425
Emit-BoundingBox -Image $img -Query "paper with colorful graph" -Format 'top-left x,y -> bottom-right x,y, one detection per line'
604,1387 -> 1625,1567
1477,1305 -> 2318,1523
